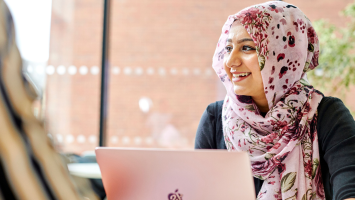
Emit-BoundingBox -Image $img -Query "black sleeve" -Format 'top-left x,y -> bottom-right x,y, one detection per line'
194,102 -> 217,149
317,97 -> 355,200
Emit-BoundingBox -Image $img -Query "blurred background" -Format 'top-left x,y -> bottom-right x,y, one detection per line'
6,0 -> 355,155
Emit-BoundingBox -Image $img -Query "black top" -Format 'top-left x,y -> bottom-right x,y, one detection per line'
195,97 -> 355,200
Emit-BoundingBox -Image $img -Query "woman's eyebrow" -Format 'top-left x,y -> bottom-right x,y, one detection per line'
237,38 -> 254,43
226,38 -> 254,43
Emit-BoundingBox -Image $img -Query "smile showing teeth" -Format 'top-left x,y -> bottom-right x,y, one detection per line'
233,72 -> 251,78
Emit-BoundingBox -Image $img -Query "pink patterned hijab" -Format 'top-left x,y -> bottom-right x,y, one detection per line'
213,1 -> 325,199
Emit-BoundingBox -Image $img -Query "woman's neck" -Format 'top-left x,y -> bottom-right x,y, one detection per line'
252,94 -> 269,113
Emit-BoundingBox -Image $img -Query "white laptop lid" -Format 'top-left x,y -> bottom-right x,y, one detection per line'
95,147 -> 255,200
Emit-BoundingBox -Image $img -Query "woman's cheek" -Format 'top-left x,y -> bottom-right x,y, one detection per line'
248,54 -> 261,72
223,62 -> 232,80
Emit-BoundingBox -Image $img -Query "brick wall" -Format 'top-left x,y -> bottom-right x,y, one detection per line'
46,0 -> 355,154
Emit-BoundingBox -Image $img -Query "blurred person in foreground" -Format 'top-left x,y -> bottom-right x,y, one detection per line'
0,0 -> 98,199
195,1 -> 355,199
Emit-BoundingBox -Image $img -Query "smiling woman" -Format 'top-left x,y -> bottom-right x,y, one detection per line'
195,1 -> 355,199
223,22 -> 268,113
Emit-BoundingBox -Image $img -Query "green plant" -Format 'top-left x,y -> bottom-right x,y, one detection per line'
308,1 -> 355,97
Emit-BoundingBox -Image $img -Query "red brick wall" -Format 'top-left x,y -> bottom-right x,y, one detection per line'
46,0 -> 355,154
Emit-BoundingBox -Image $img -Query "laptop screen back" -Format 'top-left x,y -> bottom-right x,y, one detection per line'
95,148 -> 255,200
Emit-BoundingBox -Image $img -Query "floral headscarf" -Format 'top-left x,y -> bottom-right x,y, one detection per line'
213,1 -> 325,199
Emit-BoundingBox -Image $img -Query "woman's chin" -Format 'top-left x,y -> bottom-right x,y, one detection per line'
233,86 -> 249,96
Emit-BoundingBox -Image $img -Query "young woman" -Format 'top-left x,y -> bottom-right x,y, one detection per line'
195,1 -> 355,199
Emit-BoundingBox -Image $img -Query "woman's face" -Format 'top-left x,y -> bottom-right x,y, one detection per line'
224,22 -> 264,99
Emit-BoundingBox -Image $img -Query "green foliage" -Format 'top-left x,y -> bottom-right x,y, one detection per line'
308,1 -> 355,96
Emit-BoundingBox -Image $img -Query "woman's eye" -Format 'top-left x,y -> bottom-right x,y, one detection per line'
242,45 -> 255,51
225,46 -> 232,53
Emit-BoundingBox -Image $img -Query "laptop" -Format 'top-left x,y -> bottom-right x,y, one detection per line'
95,147 -> 255,200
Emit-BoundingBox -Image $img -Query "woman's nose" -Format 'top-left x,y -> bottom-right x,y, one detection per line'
225,51 -> 242,69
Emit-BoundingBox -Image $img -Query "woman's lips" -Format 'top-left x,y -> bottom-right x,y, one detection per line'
232,73 -> 252,82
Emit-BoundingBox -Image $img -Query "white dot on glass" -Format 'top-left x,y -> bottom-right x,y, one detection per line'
182,68 -> 189,75
170,68 -> 178,75
135,67 -> 143,75
158,68 -> 166,76
145,137 -> 154,145
66,135 -> 74,143
46,65 -> 55,75
68,65 -> 77,75
205,69 -> 213,76
134,137 -> 142,145
193,69 -> 200,75
139,97 -> 152,113
124,67 -> 132,75
79,66 -> 88,75
111,136 -> 118,144
147,68 -> 154,75
112,66 -> 120,74
122,136 -> 130,144
56,134 -> 63,143
89,135 -> 96,144
77,135 -> 86,143
27,65 -> 33,73
57,65 -> 66,75
35,65 -> 44,74
91,66 -> 100,75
